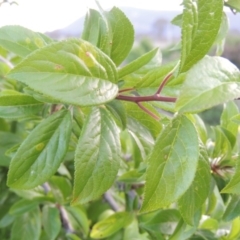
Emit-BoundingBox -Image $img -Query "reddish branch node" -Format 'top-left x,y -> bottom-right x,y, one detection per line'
116,73 -> 177,120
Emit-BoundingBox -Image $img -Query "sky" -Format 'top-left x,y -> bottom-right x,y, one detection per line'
0,0 -> 182,32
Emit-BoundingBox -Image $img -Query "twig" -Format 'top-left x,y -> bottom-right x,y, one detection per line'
156,73 -> 173,95
0,55 -> 14,69
57,204 -> 74,234
137,102 -> 160,120
104,190 -> 120,211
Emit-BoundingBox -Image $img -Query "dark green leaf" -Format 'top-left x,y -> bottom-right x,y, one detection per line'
42,205 -> 61,240
178,145 -> 211,225
0,25 -> 52,58
90,212 -> 133,239
0,94 -> 43,119
72,107 -> 121,204
10,206 -> 41,240
8,39 -> 118,106
7,110 -> 72,189
141,115 -> 199,213
176,56 -> 240,113
179,0 -> 223,73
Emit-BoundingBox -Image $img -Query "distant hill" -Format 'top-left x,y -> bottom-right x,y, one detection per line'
46,7 -> 240,40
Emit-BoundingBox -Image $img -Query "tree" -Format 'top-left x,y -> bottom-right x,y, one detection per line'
0,1 -> 240,239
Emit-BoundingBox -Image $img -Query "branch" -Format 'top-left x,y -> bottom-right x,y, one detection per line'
57,204 -> 74,234
104,190 -> 120,211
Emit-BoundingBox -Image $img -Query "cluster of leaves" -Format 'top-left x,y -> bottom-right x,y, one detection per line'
1,0 -> 240,239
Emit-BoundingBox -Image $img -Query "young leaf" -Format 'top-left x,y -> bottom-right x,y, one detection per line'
225,0 -> 240,12
118,48 -> 159,78
42,205 -> 61,240
223,195 -> 240,222
176,56 -> 240,113
0,25 -> 52,58
8,39 -> 118,107
0,94 -> 43,119
7,110 -> 72,189
178,145 -> 211,226
10,206 -> 41,240
82,9 -> 112,56
90,212 -> 133,239
221,157 -> 240,194
141,115 -> 199,213
82,6 -> 134,66
72,107 -> 121,204
179,0 -> 223,73
106,7 -> 134,66
220,101 -> 239,136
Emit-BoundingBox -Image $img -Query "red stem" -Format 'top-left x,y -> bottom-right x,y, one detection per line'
156,73 -> 173,95
137,102 -> 160,120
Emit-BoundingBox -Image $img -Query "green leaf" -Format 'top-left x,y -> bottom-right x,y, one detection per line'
225,0 -> 240,12
42,206 -> 61,240
82,7 -> 134,66
106,7 -> 134,66
179,0 -> 223,73
7,110 -> 72,189
10,206 -> 41,240
9,198 -> 40,216
82,9 -> 112,56
90,212 -> 133,239
48,176 -> 72,204
135,61 -> 177,89
222,157 -> 240,194
65,206 -> 89,237
0,213 -> 15,228
72,107 -> 121,204
118,48 -> 159,79
214,12 -> 229,55
8,39 -> 118,106
106,100 -> 127,129
223,195 -> 240,222
141,115 -> 199,213
178,145 -> 211,225
171,14 -> 182,27
226,217 -> 240,240
176,56 -> 240,113
221,101 -> 239,136
0,94 -> 43,119
124,102 -> 162,138
0,25 -> 52,58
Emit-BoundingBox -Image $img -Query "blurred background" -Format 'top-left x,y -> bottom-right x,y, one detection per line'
0,0 -> 240,125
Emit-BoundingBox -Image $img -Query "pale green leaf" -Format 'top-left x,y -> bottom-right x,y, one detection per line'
141,115 -> 199,213
90,212 -> 133,239
72,107 -> 121,204
118,48 -> 159,78
8,39 -> 118,106
0,25 -> 52,58
7,110 -> 72,189
180,0 -> 223,73
10,206 -> 41,240
178,145 -> 211,225
221,101 -> 239,136
42,206 -> 61,240
225,0 -> 240,12
176,56 -> 240,113
0,94 -> 43,119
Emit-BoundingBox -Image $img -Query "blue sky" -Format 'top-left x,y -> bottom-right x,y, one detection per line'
0,0 -> 182,32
